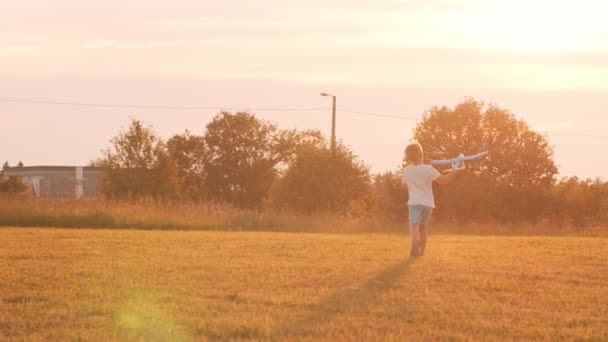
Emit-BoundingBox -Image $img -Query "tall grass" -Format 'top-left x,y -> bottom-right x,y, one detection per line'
0,196 -> 604,235
0,197 -> 380,233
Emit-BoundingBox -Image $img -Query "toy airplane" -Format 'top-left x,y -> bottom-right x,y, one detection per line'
430,151 -> 488,171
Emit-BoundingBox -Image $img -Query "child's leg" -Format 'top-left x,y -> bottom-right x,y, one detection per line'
419,224 -> 427,252
408,205 -> 424,256
418,206 -> 433,254
409,222 -> 420,255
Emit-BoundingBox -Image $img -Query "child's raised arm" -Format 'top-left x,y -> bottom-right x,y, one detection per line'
434,167 -> 466,185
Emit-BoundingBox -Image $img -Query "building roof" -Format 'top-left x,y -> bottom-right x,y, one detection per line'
3,166 -> 104,172
1,166 -> 105,178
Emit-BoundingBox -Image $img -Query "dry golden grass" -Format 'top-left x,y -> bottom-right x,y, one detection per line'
0,197 -> 378,233
1,197 -> 605,235
1,228 -> 607,341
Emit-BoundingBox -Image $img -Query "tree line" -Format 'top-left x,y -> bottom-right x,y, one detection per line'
3,98 -> 606,228
99,111 -> 372,216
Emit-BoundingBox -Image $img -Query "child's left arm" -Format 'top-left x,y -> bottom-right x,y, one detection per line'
434,167 -> 466,184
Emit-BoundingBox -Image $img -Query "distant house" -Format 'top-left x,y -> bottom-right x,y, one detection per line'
0,166 -> 105,199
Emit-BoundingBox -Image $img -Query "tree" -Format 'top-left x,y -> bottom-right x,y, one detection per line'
17,161 -> 24,167
551,177 -> 608,228
273,129 -> 326,168
269,142 -> 373,216
411,98 -> 557,222
204,112 -> 278,207
0,176 -> 27,195
100,119 -> 177,199
203,112 -> 320,208
167,130 -> 208,201
373,172 -> 408,221
2,161 -> 8,170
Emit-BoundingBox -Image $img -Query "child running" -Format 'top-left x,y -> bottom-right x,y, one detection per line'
401,143 -> 464,257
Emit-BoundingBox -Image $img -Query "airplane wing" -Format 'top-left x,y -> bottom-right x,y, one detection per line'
461,151 -> 488,161
430,159 -> 454,166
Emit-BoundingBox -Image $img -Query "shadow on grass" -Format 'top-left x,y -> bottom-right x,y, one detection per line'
275,258 -> 415,338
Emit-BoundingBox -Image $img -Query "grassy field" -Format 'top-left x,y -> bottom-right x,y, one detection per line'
1,229 -> 607,341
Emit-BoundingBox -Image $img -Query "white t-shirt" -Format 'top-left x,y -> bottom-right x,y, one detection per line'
402,164 -> 441,208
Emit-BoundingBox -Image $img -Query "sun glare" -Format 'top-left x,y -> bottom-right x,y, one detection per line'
451,1 -> 606,51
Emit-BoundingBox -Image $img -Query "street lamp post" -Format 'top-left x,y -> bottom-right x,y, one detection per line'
320,92 -> 336,156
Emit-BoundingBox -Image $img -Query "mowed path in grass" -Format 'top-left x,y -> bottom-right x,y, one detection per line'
1,229 -> 607,341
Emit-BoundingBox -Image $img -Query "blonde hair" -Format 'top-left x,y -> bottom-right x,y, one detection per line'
405,142 -> 423,163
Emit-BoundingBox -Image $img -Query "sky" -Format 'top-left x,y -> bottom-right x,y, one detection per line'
1,0 -> 607,178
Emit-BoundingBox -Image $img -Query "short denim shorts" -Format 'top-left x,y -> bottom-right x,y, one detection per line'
408,205 -> 433,224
